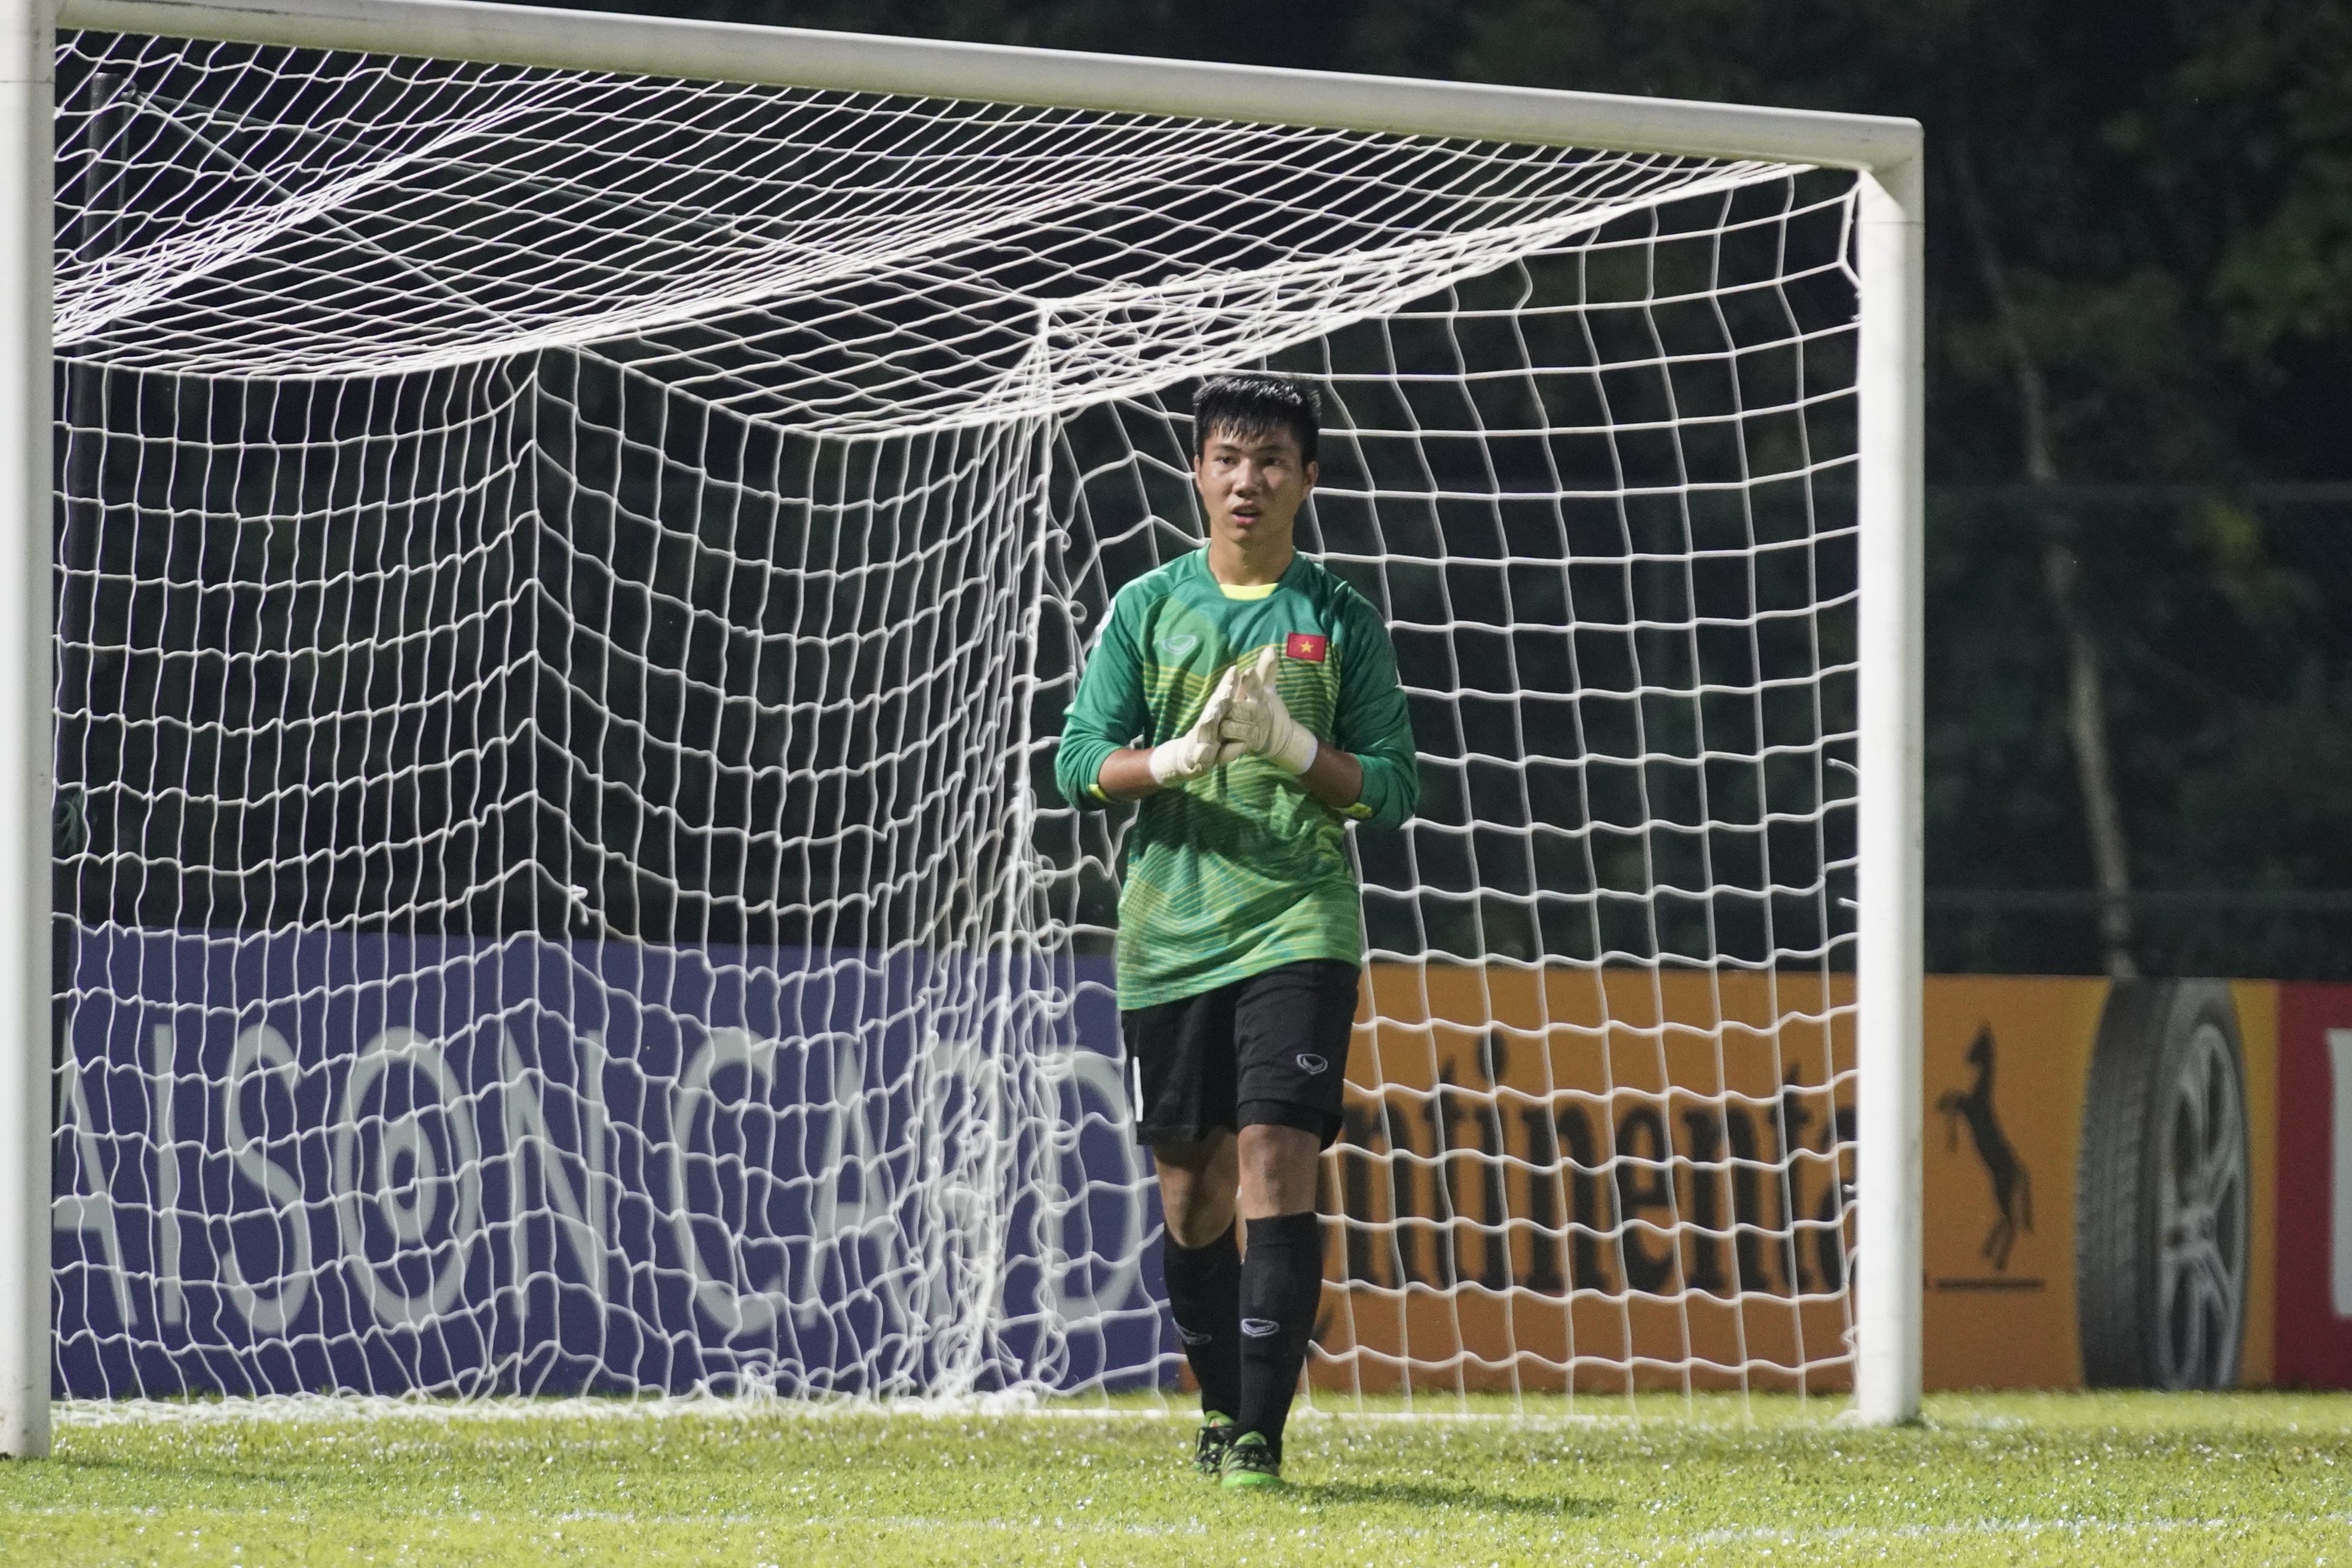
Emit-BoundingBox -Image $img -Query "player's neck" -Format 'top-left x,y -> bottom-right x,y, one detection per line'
1205,534 -> 1294,589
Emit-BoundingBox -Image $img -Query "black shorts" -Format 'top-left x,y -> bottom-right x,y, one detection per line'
1119,959 -> 1361,1150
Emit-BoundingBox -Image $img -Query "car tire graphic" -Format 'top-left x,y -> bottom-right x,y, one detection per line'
2076,978 -> 2249,1389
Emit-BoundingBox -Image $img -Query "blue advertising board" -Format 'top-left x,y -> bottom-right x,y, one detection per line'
52,928 -> 1167,1399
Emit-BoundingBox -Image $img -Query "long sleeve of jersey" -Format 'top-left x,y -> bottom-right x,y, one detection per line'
1054,590 -> 1149,811
1330,588 -> 1418,829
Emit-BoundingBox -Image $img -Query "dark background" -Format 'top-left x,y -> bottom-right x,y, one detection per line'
530,0 -> 2350,982
64,1 -> 2352,983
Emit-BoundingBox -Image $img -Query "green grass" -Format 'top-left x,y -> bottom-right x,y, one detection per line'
2,1391 -> 2347,1566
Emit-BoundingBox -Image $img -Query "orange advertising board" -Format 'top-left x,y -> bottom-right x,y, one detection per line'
1918,976 -> 2104,1389
1314,964 -> 1854,1394
1308,967 -> 2283,1393
1919,977 -> 2276,1388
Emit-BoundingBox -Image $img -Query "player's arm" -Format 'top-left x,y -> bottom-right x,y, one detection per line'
1055,593 -> 1152,810
1095,667 -> 1240,800
1092,746 -> 1167,801
1056,594 -> 1239,806
1294,742 -> 1364,813
1329,595 -> 1419,827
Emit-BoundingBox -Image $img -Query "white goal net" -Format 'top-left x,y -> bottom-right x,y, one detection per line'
51,24 -> 1862,1404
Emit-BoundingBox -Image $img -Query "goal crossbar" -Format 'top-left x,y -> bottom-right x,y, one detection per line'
57,0 -> 1919,172
0,0 -> 1927,1456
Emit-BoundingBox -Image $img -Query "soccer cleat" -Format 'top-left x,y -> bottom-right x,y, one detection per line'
1193,1413 -> 1239,1475
1218,1431 -> 1284,1489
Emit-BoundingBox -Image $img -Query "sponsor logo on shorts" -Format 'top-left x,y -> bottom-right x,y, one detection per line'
1296,1053 -> 1329,1074
1240,1318 -> 1281,1339
1175,1325 -> 1214,1346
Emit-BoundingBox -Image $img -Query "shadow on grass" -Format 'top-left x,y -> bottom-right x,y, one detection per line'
1301,1478 -> 1613,1518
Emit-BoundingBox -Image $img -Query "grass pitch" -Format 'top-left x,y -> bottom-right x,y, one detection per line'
2,1391 -> 2347,1566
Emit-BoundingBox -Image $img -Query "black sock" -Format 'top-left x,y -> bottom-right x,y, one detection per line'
1236,1212 -> 1325,1453
1162,1224 -> 1241,1420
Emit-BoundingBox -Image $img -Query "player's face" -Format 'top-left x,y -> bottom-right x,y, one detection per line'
1194,425 -> 1316,555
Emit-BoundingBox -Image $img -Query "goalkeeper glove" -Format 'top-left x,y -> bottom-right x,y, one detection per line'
1220,646 -> 1320,775
1147,666 -> 1245,785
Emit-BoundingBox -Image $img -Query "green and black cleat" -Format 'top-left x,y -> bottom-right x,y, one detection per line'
1193,1413 -> 1238,1475
1218,1431 -> 1283,1490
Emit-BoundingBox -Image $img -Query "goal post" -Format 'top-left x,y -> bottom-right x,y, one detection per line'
4,0 -> 1923,1453
1,0 -> 56,1462
1851,158 -> 1927,1427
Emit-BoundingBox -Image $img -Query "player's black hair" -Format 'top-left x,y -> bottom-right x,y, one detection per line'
1191,373 -> 1319,466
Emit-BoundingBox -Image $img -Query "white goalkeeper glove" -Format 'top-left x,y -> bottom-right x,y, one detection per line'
1220,646 -> 1319,775
1147,666 -> 1245,785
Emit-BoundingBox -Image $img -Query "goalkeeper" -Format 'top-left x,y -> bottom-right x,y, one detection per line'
1055,373 -> 1417,1489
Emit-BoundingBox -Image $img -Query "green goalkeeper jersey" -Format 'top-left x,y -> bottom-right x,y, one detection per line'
1055,548 -> 1419,1008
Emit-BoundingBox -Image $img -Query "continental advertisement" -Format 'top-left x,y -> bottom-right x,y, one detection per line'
1312,969 -> 2352,1392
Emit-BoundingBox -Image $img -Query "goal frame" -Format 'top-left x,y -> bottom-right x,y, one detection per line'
0,0 -> 1925,1454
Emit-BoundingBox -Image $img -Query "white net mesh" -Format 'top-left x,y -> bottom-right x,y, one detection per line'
52,28 -> 1861,1402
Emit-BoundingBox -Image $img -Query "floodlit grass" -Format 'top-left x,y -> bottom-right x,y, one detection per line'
2,1390 -> 2347,1565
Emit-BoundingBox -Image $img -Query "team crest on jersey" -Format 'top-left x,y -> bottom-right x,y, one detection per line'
1285,633 -> 1327,663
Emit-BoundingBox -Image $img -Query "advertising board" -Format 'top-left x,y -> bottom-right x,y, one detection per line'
51,928 -> 1154,1397
1313,965 -> 1854,1392
2274,982 -> 2352,1388
51,929 -> 2349,1395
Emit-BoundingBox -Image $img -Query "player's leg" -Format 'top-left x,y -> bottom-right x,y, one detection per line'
1224,1120 -> 1322,1487
1150,1133 -> 1242,1470
1123,983 -> 1245,1469
1223,959 -> 1361,1487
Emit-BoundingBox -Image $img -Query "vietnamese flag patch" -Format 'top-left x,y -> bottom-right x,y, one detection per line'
1285,633 -> 1328,663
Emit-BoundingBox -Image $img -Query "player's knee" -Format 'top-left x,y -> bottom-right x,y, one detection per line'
1154,1144 -> 1239,1247
1235,1122 -> 1321,1212
1162,1184 -> 1238,1248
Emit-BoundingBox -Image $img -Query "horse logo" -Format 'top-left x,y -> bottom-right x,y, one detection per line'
1937,1025 -> 2034,1270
